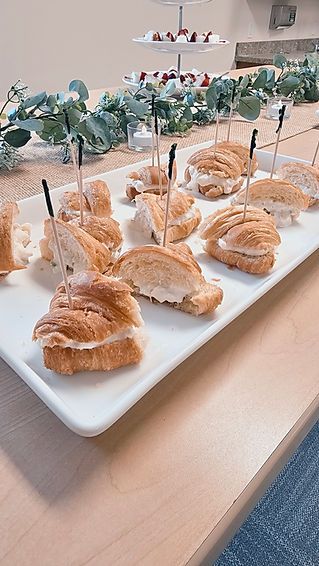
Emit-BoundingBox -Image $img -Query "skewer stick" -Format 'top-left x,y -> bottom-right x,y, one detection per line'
154,111 -> 163,199
42,179 -> 73,309
77,135 -> 84,225
63,109 -> 78,183
242,129 -> 258,223
162,143 -> 177,247
270,104 -> 286,179
226,82 -> 236,142
151,94 -> 156,167
213,96 -> 223,157
213,111 -> 220,158
312,139 -> 319,166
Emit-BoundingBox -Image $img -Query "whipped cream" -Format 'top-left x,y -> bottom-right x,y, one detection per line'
138,282 -> 190,304
135,200 -> 197,240
280,175 -> 319,200
218,236 -> 269,257
13,223 -> 32,266
40,326 -> 140,350
186,165 -> 240,194
63,208 -> 91,218
127,178 -> 147,193
252,200 -> 299,228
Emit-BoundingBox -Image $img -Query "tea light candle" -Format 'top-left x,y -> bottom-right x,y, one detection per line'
266,97 -> 293,120
133,125 -> 153,147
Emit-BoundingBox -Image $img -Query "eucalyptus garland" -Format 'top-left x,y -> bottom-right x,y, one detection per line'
0,53 -> 318,171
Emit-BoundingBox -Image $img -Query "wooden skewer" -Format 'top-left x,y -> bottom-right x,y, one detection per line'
213,96 -> 224,157
63,109 -> 78,184
226,82 -> 236,142
154,111 -> 163,199
213,111 -> 220,158
270,104 -> 286,179
42,179 -> 73,309
242,129 -> 258,223
162,143 -> 177,247
151,94 -> 156,167
77,135 -> 84,225
312,139 -> 319,167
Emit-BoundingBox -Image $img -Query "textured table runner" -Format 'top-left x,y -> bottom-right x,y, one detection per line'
0,102 -> 318,203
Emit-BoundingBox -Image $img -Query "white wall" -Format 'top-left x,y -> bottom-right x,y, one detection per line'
0,0 -> 318,98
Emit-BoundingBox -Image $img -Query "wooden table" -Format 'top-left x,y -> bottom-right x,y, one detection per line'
1,88 -> 319,566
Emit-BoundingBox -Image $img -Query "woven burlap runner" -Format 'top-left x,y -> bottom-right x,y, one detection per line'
1,102 -> 318,203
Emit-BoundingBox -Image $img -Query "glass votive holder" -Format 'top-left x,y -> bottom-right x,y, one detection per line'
127,121 -> 158,152
265,97 -> 294,120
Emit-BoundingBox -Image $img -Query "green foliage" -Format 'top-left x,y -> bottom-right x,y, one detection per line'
250,53 -> 319,102
0,55 -> 318,171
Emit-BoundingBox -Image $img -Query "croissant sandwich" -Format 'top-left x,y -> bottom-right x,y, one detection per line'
126,162 -> 177,201
210,141 -> 258,176
70,216 -> 123,262
134,190 -> 201,245
184,149 -> 244,198
40,218 -> 112,274
200,205 -> 281,274
33,271 -> 144,375
113,243 -> 223,316
277,162 -> 319,206
58,179 -> 112,221
232,179 -> 309,227
0,202 -> 32,275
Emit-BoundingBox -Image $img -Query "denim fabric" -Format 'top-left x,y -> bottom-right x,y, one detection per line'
215,420 -> 319,566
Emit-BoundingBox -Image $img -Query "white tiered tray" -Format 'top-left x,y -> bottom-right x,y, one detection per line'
133,37 -> 229,54
122,71 -> 219,92
151,0 -> 212,4
0,144 -> 317,436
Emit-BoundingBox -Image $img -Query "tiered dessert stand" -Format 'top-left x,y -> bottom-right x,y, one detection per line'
133,0 -> 229,77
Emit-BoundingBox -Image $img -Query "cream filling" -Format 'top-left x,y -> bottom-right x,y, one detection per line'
13,223 -> 32,265
187,166 -> 240,194
127,179 -> 146,193
289,179 -> 318,199
63,208 -> 91,218
218,236 -> 270,257
252,200 -> 300,228
135,202 -> 197,239
137,282 -> 191,304
39,326 -> 139,350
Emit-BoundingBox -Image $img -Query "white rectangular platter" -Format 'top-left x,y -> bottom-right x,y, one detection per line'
0,143 -> 317,436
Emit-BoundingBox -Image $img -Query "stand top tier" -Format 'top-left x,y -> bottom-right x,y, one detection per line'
151,0 -> 212,5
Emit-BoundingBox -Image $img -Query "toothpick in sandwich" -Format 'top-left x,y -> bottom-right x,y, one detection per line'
151,94 -> 156,167
42,179 -> 73,309
162,143 -> 177,247
213,95 -> 224,158
242,128 -> 258,222
63,109 -> 78,184
270,104 -> 286,179
312,138 -> 319,167
77,135 -> 84,225
226,80 -> 236,142
154,110 -> 163,198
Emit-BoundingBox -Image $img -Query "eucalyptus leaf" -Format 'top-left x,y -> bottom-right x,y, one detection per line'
21,91 -> 47,109
160,80 -> 177,98
37,118 -> 66,143
278,76 -> 300,96
4,128 -> 31,147
239,75 -> 250,89
125,98 -> 149,118
12,118 -> 44,132
69,80 -> 89,102
273,54 -> 287,69
237,96 -> 261,121
252,69 -> 268,90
